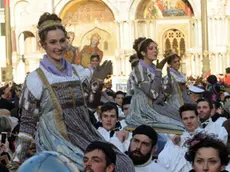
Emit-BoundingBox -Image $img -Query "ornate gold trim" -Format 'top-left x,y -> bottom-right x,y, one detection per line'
36,68 -> 69,141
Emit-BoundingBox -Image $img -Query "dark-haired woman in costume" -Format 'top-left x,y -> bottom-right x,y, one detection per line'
9,13 -> 134,172
126,37 -> 183,130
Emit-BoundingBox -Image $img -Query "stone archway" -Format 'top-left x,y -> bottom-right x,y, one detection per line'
18,31 -> 36,57
129,0 -> 197,20
55,0 -> 118,20
59,0 -> 117,58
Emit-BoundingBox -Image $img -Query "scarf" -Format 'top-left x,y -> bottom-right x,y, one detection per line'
40,55 -> 72,77
139,60 -> 156,73
170,68 -> 186,83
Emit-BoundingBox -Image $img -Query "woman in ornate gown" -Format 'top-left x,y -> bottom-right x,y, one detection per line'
126,37 -> 183,130
9,13 -> 134,172
163,50 -> 194,110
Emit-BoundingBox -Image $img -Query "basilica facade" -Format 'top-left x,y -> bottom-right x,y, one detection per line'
0,0 -> 230,89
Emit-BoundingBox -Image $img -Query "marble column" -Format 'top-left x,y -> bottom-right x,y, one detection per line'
119,21 -> 124,50
129,20 -> 135,46
11,28 -> 17,53
134,20 -> 138,38
115,21 -> 121,50
201,0 -> 210,75
4,0 -> 13,80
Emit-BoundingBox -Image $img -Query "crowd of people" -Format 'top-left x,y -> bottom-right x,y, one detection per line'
0,12 -> 230,172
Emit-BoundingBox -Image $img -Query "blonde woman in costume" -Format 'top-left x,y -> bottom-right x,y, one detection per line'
9,13 -> 134,172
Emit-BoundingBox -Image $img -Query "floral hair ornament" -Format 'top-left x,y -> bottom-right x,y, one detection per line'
38,20 -> 63,34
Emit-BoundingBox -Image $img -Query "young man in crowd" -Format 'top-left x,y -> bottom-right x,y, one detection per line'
83,141 -> 116,172
114,91 -> 125,107
97,102 -> 128,152
197,98 -> 227,143
88,54 -> 100,73
114,91 -> 126,119
158,104 -> 201,172
120,96 -> 132,129
188,85 -> 204,102
126,125 -> 167,172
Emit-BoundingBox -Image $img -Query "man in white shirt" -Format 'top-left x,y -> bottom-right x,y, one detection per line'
97,102 -> 128,152
83,141 -> 116,172
126,125 -> 167,172
197,98 -> 227,143
158,103 -> 201,172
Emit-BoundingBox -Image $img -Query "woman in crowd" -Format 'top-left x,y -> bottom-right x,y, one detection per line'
163,50 -> 194,110
126,37 -> 183,130
185,133 -> 229,172
8,12 -> 134,171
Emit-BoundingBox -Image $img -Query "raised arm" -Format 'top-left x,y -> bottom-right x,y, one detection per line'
73,61 -> 112,110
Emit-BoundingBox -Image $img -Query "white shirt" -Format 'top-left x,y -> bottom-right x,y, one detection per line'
158,129 -> 202,172
204,117 -> 228,144
97,127 -> 125,152
120,119 -> 127,129
135,160 -> 167,172
117,105 -> 125,118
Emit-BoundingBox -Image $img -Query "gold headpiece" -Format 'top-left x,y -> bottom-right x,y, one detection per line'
163,49 -> 178,58
137,38 -> 147,52
38,20 -> 63,34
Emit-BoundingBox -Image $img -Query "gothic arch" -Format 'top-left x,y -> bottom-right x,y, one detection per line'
162,29 -> 186,57
18,31 -> 36,56
129,0 -> 198,20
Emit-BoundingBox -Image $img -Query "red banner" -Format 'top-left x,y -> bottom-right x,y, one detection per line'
4,0 -> 10,8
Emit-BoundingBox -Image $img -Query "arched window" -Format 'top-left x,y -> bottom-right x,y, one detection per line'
24,31 -> 36,54
165,38 -> 171,50
180,38 -> 186,57
163,29 -> 185,57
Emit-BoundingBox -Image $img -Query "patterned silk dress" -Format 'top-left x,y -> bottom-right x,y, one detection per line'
126,61 -> 183,130
13,63 -> 134,172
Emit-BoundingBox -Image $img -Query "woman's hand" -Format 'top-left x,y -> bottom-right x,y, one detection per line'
92,60 -> 113,81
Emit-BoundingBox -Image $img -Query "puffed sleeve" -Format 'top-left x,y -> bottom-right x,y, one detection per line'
13,76 -> 41,162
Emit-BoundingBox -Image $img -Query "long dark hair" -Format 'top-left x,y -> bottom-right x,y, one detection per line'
133,37 -> 156,59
